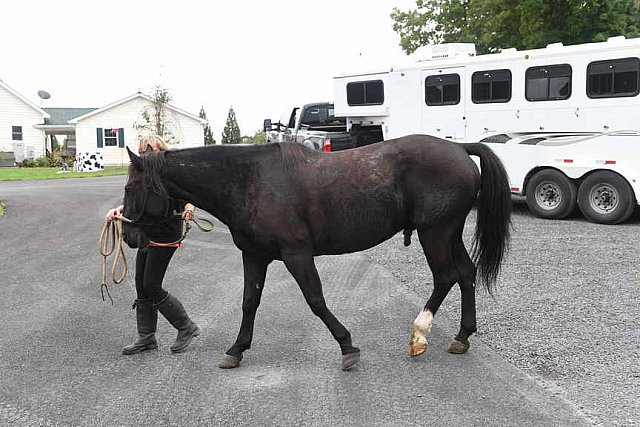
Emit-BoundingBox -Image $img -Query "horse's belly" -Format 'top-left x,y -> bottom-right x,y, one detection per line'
312,217 -> 403,255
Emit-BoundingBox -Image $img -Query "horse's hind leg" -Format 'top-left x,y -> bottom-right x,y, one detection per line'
448,238 -> 477,354
281,249 -> 360,371
408,225 -> 459,357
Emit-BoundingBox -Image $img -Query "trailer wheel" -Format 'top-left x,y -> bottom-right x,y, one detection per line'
577,171 -> 636,224
525,170 -> 577,219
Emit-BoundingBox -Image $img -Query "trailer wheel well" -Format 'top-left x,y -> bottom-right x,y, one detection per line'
523,167 -> 636,201
576,169 -> 637,202
522,167 -> 574,196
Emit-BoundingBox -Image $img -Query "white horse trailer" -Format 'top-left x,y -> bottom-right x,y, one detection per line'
333,36 -> 640,224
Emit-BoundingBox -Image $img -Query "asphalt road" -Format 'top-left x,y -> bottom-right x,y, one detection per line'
0,175 -> 632,426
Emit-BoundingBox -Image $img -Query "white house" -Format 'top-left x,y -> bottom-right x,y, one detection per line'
0,79 -> 49,164
69,92 -> 207,168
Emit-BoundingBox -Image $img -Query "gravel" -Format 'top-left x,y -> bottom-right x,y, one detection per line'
363,202 -> 640,427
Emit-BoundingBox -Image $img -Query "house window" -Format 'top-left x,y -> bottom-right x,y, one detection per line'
587,57 -> 640,98
346,80 -> 384,105
425,73 -> 460,105
526,64 -> 572,101
103,128 -> 118,146
12,126 -> 23,141
472,69 -> 511,103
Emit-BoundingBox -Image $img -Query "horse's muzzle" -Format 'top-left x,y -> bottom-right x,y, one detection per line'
122,223 -> 149,249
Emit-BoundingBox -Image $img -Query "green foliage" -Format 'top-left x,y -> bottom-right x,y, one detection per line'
199,106 -> 216,145
133,86 -> 180,145
242,130 -> 267,144
391,0 -> 640,54
221,106 -> 242,144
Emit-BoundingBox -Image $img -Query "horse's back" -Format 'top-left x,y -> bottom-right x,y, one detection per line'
275,135 -> 480,254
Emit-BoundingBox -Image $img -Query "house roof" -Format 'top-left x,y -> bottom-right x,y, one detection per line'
33,107 -> 99,134
0,79 -> 50,118
68,92 -> 207,125
43,108 -> 97,125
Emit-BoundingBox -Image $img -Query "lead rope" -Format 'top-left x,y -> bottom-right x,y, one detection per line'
146,214 -> 215,247
99,218 -> 128,304
98,214 -> 214,303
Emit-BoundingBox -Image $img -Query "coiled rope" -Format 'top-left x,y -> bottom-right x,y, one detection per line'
99,218 -> 128,304
98,214 -> 214,304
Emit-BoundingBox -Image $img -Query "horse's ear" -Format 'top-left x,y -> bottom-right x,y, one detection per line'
145,144 -> 153,154
127,147 -> 142,170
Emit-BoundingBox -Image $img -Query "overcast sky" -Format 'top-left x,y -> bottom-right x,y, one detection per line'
1,0 -> 415,141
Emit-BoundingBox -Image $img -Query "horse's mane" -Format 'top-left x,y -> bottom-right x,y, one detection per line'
161,143 -> 312,176
126,151 -> 167,195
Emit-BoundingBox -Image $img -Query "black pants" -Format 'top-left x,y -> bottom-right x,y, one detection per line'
135,246 -> 177,303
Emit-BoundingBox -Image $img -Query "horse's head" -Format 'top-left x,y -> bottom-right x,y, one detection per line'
121,147 -> 173,248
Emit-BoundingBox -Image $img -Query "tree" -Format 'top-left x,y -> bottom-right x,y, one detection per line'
242,130 -> 267,144
221,106 -> 242,144
134,86 -> 180,144
199,106 -> 216,145
391,0 -> 640,55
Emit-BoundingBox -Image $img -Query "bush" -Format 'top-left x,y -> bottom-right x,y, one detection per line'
18,156 -> 65,168
18,158 -> 36,168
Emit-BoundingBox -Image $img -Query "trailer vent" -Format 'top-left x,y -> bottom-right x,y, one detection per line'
413,43 -> 476,62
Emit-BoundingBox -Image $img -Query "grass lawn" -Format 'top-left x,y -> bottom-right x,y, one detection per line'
0,166 -> 128,181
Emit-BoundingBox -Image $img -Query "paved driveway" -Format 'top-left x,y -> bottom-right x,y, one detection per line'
0,176 -> 594,426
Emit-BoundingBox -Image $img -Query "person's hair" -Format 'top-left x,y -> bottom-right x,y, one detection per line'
138,135 -> 169,153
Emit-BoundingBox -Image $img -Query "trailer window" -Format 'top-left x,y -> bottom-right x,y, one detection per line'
587,57 -> 640,98
425,74 -> 460,105
525,64 -> 572,101
472,69 -> 511,103
347,80 -> 384,106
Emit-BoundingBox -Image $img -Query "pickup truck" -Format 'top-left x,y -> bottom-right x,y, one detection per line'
263,102 -> 355,152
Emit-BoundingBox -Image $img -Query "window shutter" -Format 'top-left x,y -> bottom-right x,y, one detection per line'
117,128 -> 125,148
96,128 -> 104,148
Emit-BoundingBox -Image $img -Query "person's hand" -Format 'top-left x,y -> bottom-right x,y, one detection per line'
105,205 -> 123,222
182,203 -> 195,221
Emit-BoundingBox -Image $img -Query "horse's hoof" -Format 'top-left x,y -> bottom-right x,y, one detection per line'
447,339 -> 470,354
408,335 -> 428,357
218,354 -> 241,369
342,349 -> 360,371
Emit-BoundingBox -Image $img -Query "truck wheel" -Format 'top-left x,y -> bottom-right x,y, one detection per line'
577,171 -> 636,224
525,169 -> 577,219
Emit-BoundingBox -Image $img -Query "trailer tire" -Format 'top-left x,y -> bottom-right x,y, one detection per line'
525,169 -> 577,220
577,171 -> 636,224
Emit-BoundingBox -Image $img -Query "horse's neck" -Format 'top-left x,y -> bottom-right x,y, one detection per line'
165,158 -> 251,224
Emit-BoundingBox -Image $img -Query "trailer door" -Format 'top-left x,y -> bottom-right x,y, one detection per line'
421,68 -> 466,141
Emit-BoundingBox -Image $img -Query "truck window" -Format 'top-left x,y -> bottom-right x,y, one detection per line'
472,69 -> 511,103
425,73 -> 460,105
301,105 -> 345,127
587,57 -> 640,98
346,80 -> 384,106
525,64 -> 572,101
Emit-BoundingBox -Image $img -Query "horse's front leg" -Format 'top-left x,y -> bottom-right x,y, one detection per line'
282,248 -> 360,371
218,251 -> 270,369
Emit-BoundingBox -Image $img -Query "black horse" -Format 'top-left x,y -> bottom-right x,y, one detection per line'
122,134 -> 511,370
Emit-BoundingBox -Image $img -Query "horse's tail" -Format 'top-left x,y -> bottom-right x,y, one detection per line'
463,143 -> 512,294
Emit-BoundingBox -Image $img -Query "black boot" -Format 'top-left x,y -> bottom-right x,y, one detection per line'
155,293 -> 201,353
122,298 -> 158,355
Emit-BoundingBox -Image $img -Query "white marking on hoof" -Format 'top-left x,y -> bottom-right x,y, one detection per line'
409,310 -> 433,356
414,310 -> 433,334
